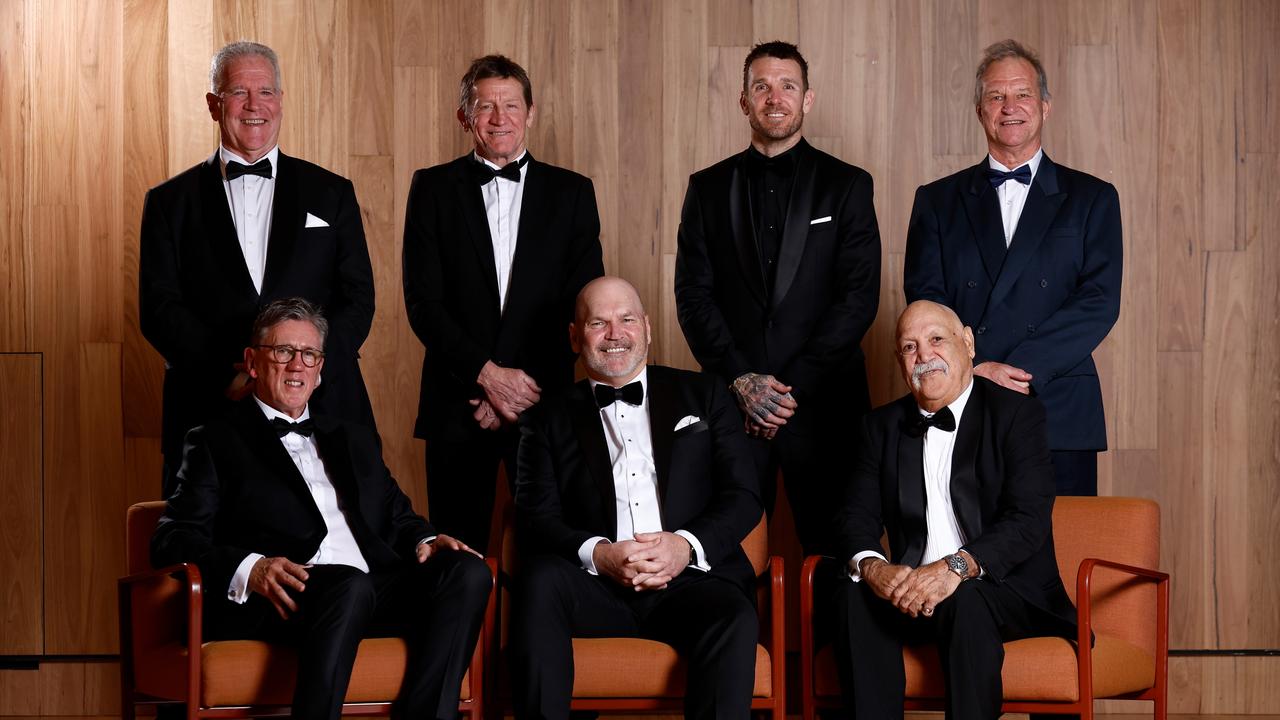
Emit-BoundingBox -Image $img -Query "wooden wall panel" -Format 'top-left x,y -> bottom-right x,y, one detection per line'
0,6 -> 1278,712
0,354 -> 42,654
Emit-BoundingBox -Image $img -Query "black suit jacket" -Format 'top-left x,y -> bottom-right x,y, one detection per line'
402,154 -> 603,439
514,366 -> 763,591
151,399 -> 432,623
140,152 -> 376,458
675,139 -> 881,424
904,155 -> 1122,451
835,377 -> 1077,633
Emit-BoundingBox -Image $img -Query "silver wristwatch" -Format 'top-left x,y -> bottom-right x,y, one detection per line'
944,552 -> 970,579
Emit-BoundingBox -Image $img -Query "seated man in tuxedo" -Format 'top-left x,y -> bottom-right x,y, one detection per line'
151,298 -> 490,720
510,276 -> 763,720
831,300 -> 1079,720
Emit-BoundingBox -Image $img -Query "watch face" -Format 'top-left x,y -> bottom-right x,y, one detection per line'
947,554 -> 967,576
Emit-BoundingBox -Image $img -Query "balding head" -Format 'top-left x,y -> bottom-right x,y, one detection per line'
571,276 -> 651,386
895,301 -> 976,412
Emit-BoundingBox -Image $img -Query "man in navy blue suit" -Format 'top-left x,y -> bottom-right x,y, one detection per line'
904,39 -> 1122,495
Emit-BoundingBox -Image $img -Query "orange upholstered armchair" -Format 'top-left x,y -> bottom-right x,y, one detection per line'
118,500 -> 495,719
495,511 -> 785,720
800,496 -> 1168,720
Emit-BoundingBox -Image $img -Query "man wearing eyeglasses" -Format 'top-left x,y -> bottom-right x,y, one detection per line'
153,298 -> 491,720
140,41 -> 376,496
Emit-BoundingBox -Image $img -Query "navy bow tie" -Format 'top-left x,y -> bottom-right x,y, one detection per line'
904,407 -> 956,437
225,158 -> 273,181
594,381 -> 643,408
271,417 -> 315,437
471,155 -> 527,185
986,164 -> 1032,188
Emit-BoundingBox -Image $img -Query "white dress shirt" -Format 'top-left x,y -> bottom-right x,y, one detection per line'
476,150 -> 528,311
989,148 -> 1043,246
577,368 -> 711,575
850,379 -> 975,581
227,397 -> 370,604
219,144 -> 280,293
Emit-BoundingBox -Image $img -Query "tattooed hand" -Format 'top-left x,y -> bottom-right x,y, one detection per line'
731,373 -> 798,438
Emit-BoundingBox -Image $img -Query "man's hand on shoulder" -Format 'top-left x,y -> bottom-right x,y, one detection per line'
973,361 -> 1032,395
416,534 -> 483,563
225,367 -> 255,401
249,556 -> 309,620
477,360 -> 542,422
626,532 -> 692,590
732,372 -> 797,439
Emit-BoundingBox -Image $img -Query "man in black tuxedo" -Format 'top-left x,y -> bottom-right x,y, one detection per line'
403,55 -> 603,554
675,41 -> 881,555
904,39 -> 1123,496
831,300 -> 1078,720
152,298 -> 490,720
510,277 -> 762,720
141,41 -> 376,496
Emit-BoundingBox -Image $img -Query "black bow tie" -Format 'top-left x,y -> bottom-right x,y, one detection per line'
471,154 -> 528,185
225,158 -> 273,181
987,164 -> 1032,188
904,407 -> 956,437
271,417 -> 315,437
594,381 -> 643,408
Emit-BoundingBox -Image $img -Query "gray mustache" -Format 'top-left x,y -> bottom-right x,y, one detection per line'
911,358 -> 949,388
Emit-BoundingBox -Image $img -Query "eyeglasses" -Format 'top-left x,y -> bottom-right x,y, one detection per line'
254,344 -> 324,367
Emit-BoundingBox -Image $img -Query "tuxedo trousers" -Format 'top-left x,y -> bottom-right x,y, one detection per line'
424,423 -> 518,555
831,576 -> 1051,720
206,553 -> 490,720
509,555 -> 758,720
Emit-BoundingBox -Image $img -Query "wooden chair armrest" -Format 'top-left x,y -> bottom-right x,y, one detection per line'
118,561 -> 205,709
1074,557 -> 1171,703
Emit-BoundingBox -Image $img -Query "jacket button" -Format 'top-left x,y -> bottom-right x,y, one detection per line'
1040,279 -> 1048,288
967,280 -> 977,288
977,325 -> 986,334
1027,325 -> 1036,334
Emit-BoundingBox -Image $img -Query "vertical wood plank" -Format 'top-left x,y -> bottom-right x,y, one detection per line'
1158,350 -> 1207,648
928,0 -> 977,157
706,0 -> 751,46
1241,0 -> 1279,153
617,0 -> 663,314
348,0 -> 392,157
166,0 -> 214,174
0,0 -> 31,351
751,0 -> 798,45
571,0 -> 620,283
1199,0 -> 1243,252
0,354 -> 42,654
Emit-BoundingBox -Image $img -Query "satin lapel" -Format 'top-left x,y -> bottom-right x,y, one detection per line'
960,161 -> 1008,283
199,154 -> 259,299
949,383 -> 983,543
505,156 -> 546,315
645,369 -> 679,506
569,382 -> 618,539
728,155 -> 768,306
452,157 -> 501,306
771,146 -> 816,310
988,156 -> 1066,311
262,153 -> 299,296
896,413 -> 927,568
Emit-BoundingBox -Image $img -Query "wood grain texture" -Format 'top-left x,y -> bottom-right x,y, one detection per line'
0,354 -> 42,654
0,0 -> 31,351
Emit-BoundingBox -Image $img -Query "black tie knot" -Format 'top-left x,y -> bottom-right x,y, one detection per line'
904,406 -> 956,437
225,158 -> 273,181
471,154 -> 528,185
271,417 -> 315,437
594,381 -> 643,408
986,164 -> 1031,188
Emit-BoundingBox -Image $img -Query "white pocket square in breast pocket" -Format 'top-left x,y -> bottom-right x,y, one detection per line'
674,415 -> 702,431
810,215 -> 832,225
305,212 -> 330,228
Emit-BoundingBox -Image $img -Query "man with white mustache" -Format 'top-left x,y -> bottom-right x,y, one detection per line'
830,300 -> 1078,720
511,277 -> 762,720
904,39 -> 1122,497
141,41 -> 378,497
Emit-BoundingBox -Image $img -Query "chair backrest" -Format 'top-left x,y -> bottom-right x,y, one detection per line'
127,501 -> 167,573
123,500 -> 189,666
1051,497 -> 1160,657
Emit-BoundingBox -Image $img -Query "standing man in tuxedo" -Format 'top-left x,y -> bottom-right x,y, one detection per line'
510,277 -> 762,720
675,41 -> 881,555
403,55 -> 603,554
904,39 -> 1123,496
152,298 -> 490,720
141,41 -> 376,496
831,300 -> 1077,720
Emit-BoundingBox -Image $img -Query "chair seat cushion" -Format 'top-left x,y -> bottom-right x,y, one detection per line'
136,638 -> 471,706
570,638 -> 772,698
813,633 -> 1154,702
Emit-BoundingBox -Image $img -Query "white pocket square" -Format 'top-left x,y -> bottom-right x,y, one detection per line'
674,415 -> 702,431
810,215 -> 832,225
305,212 -> 330,228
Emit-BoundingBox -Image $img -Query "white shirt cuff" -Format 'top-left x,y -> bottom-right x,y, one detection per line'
848,550 -> 888,582
578,536 -> 608,574
228,553 -> 265,604
674,530 -> 710,572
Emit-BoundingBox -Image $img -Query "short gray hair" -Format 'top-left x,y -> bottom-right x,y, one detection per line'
973,39 -> 1050,107
210,41 -> 282,94
251,298 -> 328,348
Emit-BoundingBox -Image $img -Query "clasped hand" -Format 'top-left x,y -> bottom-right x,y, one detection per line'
858,557 -> 961,618
593,532 -> 692,591
732,372 -> 797,440
475,361 -> 541,427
